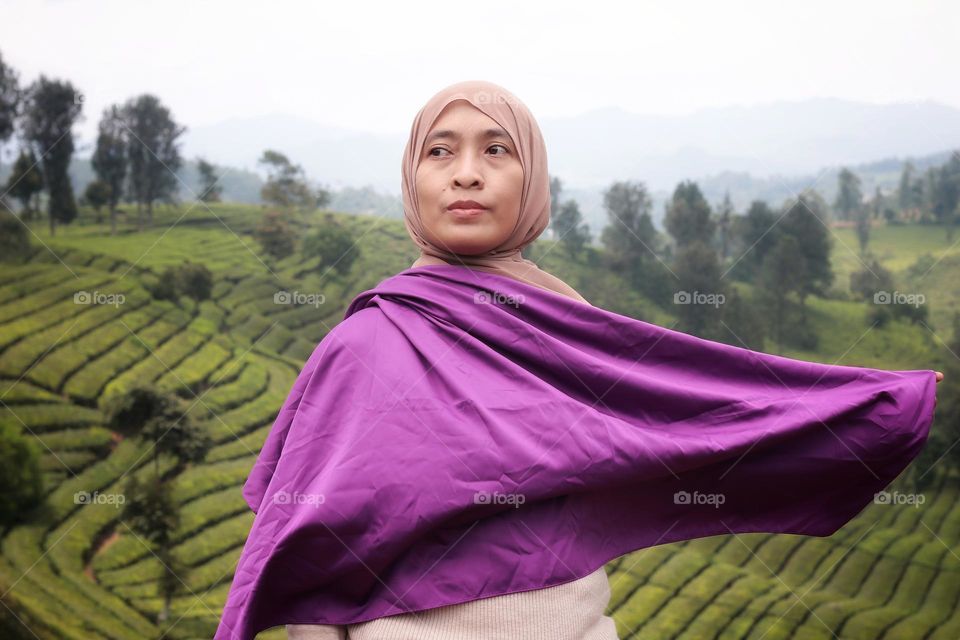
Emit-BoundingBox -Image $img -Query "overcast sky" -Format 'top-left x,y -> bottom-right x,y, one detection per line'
1,0 -> 955,143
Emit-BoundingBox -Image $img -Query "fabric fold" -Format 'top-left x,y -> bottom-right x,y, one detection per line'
214,263 -> 937,640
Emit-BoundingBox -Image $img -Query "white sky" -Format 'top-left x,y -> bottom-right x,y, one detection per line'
0,0 -> 956,142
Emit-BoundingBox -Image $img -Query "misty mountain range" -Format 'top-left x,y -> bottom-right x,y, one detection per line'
3,97 -> 959,236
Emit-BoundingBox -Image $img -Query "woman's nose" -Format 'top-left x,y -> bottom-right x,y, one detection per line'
451,154 -> 483,187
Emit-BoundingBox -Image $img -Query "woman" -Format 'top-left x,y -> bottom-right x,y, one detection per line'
287,83 -> 620,639
214,81 -> 943,640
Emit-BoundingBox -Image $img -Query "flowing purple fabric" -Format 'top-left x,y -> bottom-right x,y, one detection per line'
213,263 -> 937,639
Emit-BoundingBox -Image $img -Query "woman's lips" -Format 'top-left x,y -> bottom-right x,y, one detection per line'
447,208 -> 487,219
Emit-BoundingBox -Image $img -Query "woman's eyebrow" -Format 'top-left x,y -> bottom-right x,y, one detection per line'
425,127 -> 511,144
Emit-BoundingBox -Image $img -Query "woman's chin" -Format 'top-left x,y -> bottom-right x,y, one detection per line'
432,230 -> 503,256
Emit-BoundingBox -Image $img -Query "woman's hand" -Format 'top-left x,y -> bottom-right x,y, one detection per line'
934,371 -> 944,409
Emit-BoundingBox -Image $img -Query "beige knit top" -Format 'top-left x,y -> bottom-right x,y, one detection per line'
286,566 -> 618,639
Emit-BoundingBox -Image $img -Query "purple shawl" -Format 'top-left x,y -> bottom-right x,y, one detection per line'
213,263 -> 937,639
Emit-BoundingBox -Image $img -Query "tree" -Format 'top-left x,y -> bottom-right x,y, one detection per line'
147,262 -> 213,303
599,180 -> 665,300
150,267 -> 180,302
108,387 -> 212,620
728,200 -> 778,282
121,475 -> 187,624
315,185 -> 332,209
302,215 -> 360,275
914,173 -> 930,219
930,154 -> 960,239
897,161 -> 925,221
140,399 -> 211,474
104,386 -> 177,438
123,94 -> 185,229
82,179 -> 111,221
672,240 -> 724,339
92,104 -> 128,234
175,261 -> 213,301
258,150 -> 315,209
4,147 -> 44,219
715,190 -> 735,259
551,199 -> 591,257
854,200 -> 872,255
858,185 -> 886,251
0,49 -> 19,144
898,161 -> 915,213
872,186 -> 885,220
155,545 -> 189,624
255,209 -> 296,260
0,420 -> 43,526
781,190 -> 834,321
0,208 -> 31,263
717,286 -> 766,351
20,76 -> 83,236
196,157 -> 223,203
105,386 -> 210,474
664,180 -> 715,249
549,175 -> 563,217
859,256 -> 928,328
834,167 -> 862,222
548,175 -> 591,254
910,312 -> 960,487
756,234 -> 806,350
849,258 -> 893,302
0,50 -> 21,213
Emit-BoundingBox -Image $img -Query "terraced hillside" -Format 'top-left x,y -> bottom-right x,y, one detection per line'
0,206 -> 412,638
0,205 -> 956,639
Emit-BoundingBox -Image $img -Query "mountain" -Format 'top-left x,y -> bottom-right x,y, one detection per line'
180,112 -> 406,193
540,98 -> 960,188
175,97 -> 960,197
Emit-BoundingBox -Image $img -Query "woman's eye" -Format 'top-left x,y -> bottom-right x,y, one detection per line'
427,144 -> 509,158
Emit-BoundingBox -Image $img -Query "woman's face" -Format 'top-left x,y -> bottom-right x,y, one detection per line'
415,100 -> 524,256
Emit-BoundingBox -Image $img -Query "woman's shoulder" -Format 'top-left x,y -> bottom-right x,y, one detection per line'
330,305 -> 383,341
304,307 -> 378,370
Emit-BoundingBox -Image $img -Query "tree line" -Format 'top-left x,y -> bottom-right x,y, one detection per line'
0,48 -> 333,238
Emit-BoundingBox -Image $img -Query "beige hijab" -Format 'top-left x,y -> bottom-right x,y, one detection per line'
401,80 -> 590,305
